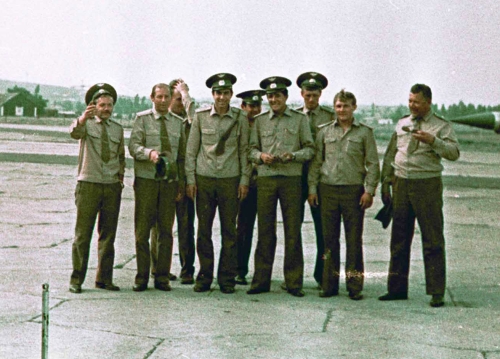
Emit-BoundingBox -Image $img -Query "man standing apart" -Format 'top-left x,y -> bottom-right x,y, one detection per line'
379,84 -> 459,307
296,72 -> 335,287
234,89 -> 266,285
247,76 -> 315,297
129,83 -> 186,292
69,83 -> 124,293
308,90 -> 380,300
185,73 -> 251,294
151,79 -> 196,284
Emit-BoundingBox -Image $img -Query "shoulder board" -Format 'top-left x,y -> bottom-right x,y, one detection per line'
108,118 -> 123,127
169,112 -> 184,122
136,109 -> 153,117
320,105 -> 334,113
195,106 -> 211,113
255,110 -> 270,119
359,122 -> 373,130
290,108 -> 306,115
318,121 -> 334,129
433,113 -> 447,121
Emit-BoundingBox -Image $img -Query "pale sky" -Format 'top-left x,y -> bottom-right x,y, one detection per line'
1,0 -> 499,106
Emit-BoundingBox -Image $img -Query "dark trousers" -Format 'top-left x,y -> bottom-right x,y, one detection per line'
151,193 -> 196,278
70,181 -> 122,286
387,176 -> 446,295
195,175 -> 239,288
236,184 -> 257,278
302,164 -> 324,284
250,176 -> 304,291
134,177 -> 178,286
319,183 -> 365,294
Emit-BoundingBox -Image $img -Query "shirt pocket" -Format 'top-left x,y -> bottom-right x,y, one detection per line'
260,130 -> 275,148
346,137 -> 364,155
109,134 -> 121,157
283,127 -> 297,146
145,128 -> 161,148
201,128 -> 217,145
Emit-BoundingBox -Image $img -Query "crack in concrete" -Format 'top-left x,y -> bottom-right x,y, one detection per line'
28,299 -> 69,322
144,338 -> 165,359
114,254 -> 136,269
42,238 -> 72,248
322,308 -> 333,333
415,341 -> 497,357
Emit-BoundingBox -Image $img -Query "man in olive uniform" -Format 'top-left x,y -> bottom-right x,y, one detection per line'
296,72 -> 335,287
234,89 -> 266,285
129,83 -> 186,292
308,90 -> 380,300
69,83 -> 125,294
151,79 -> 196,284
185,73 -> 251,294
379,84 -> 459,307
247,76 -> 315,297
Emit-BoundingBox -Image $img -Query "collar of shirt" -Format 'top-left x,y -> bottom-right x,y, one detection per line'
152,107 -> 169,120
95,116 -> 108,125
333,116 -> 360,128
209,105 -> 235,119
411,110 -> 432,123
303,106 -> 320,116
268,106 -> 292,120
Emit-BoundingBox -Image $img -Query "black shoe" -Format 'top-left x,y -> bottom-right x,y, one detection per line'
280,282 -> 287,291
154,282 -> 172,291
69,284 -> 82,294
430,294 -> 444,307
95,282 -> 120,291
180,275 -> 194,285
319,290 -> 338,298
288,288 -> 305,297
246,287 -> 269,295
235,275 -> 248,285
349,291 -> 363,301
220,286 -> 235,294
133,283 -> 147,292
193,283 -> 210,292
169,273 -> 177,281
378,292 -> 408,301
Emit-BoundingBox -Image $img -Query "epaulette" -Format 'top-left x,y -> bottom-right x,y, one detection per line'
254,110 -> 270,119
108,118 -> 123,127
317,121 -> 334,129
290,107 -> 306,115
359,122 -> 374,130
434,113 -> 448,122
195,106 -> 211,113
320,105 -> 335,113
169,112 -> 185,122
136,109 -> 153,117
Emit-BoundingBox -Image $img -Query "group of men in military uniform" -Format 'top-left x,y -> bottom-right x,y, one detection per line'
68,73 -> 459,307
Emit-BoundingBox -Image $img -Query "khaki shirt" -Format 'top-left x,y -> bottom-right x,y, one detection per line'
128,109 -> 186,181
308,118 -> 380,195
382,111 -> 460,187
69,117 -> 125,184
297,105 -> 335,141
185,105 -> 251,186
249,107 -> 315,177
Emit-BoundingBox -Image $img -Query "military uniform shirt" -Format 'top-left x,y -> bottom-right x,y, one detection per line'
297,105 -> 335,141
70,116 -> 125,183
128,109 -> 186,180
185,105 -> 251,186
249,106 -> 315,177
308,118 -> 380,195
382,111 -> 460,183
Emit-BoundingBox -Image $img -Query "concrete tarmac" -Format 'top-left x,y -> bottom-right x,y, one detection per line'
1,135 -> 500,358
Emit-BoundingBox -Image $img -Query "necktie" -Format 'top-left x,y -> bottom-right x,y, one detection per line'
407,117 -> 422,154
159,116 -> 172,153
101,120 -> 110,163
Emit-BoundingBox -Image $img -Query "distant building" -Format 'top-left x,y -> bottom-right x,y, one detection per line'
0,92 -> 39,117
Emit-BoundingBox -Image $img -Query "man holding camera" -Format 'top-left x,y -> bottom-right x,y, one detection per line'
129,83 -> 186,292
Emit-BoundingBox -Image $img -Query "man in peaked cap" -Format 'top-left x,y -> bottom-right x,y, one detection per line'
129,82 -> 186,292
295,72 -> 335,289
247,76 -> 315,297
185,73 -> 251,294
68,83 -> 125,294
233,89 -> 265,285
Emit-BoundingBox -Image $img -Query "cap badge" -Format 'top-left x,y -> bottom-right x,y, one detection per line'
269,77 -> 276,81
310,73 -> 317,77
218,80 -> 226,86
252,95 -> 259,101
309,79 -> 316,84
97,83 -> 104,86
270,83 -> 277,89
217,74 -> 225,78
